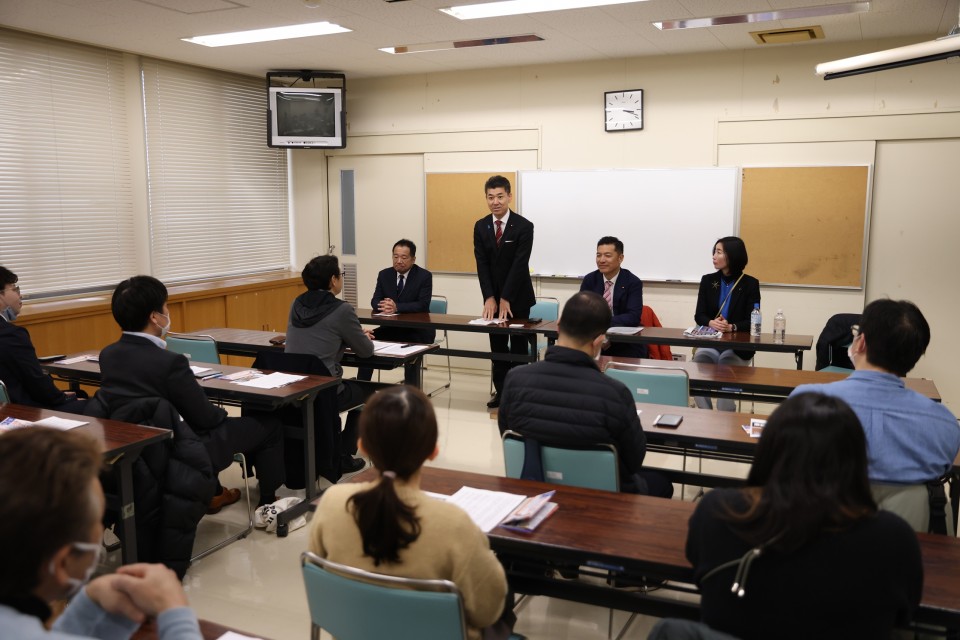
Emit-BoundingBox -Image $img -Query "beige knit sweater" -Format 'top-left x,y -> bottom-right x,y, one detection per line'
310,480 -> 508,640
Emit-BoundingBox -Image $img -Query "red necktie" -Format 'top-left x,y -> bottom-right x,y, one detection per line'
495,219 -> 503,246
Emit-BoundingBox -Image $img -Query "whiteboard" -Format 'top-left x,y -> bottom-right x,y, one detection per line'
519,168 -> 739,282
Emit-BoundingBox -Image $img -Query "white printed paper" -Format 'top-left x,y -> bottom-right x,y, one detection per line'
447,486 -> 526,533
606,326 -> 643,336
33,416 -> 88,430
235,372 -> 305,389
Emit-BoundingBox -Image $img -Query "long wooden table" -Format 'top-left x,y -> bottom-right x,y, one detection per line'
597,355 -> 941,403
401,467 -> 960,630
43,353 -> 339,503
539,322 -> 814,369
356,309 -> 545,365
0,403 -> 171,564
186,326 -> 436,388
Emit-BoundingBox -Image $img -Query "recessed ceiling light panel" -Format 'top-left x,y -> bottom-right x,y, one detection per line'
183,21 -> 351,47
381,33 -> 543,54
441,0 -> 647,21
653,2 -> 869,30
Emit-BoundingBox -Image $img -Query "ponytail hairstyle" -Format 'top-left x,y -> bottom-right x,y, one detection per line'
347,386 -> 438,565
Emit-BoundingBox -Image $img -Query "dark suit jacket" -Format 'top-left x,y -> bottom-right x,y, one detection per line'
694,270 -> 761,359
580,267 -> 646,358
97,333 -> 229,437
473,211 -> 536,318
0,318 -> 70,407
370,263 -> 435,343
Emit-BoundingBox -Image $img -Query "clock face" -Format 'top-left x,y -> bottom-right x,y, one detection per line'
604,89 -> 643,132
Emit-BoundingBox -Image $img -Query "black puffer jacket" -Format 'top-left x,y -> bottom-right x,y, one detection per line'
497,345 -> 647,484
89,395 -> 217,578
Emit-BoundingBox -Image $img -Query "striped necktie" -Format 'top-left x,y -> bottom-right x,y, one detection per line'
603,280 -> 613,310
495,219 -> 503,246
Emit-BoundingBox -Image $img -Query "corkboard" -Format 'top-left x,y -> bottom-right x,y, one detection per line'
739,166 -> 870,288
426,172 -> 517,273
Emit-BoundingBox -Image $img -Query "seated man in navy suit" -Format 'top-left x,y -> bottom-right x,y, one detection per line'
579,237 -> 648,359
0,266 -> 88,413
357,239 -> 435,384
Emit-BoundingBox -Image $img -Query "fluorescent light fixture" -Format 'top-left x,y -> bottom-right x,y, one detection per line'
381,34 -> 543,55
816,33 -> 960,79
440,0 -> 647,21
653,2 -> 869,30
182,21 -> 351,47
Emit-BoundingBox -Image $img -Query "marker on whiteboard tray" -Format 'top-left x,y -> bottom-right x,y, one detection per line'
666,279 -> 682,283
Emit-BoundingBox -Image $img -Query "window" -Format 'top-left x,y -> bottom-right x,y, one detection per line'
0,29 -> 136,296
141,59 -> 289,282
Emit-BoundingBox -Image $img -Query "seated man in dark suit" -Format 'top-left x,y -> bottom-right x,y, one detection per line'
579,236 -> 648,359
97,275 -> 284,510
357,239 -> 435,384
0,266 -> 88,413
498,291 -> 672,498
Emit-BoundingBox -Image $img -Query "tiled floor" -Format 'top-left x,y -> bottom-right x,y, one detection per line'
127,367 -> 738,639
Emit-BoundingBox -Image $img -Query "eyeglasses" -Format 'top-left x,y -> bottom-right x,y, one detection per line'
851,324 -> 860,339
5,284 -> 20,294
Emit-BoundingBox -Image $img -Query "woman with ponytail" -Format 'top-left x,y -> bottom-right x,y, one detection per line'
309,386 -> 508,640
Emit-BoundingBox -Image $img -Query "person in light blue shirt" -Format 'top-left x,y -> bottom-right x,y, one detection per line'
791,299 -> 960,484
0,427 -> 202,640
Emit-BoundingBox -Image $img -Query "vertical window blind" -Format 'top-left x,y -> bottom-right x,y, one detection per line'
141,59 -> 290,282
0,29 -> 136,296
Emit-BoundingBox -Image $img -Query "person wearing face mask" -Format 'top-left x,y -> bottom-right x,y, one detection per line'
0,266 -> 88,413
0,427 -> 203,640
94,276 -> 285,514
791,299 -> 960,496
497,292 -> 673,498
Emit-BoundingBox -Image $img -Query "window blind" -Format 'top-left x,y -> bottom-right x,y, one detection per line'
141,59 -> 290,282
0,29 -> 136,297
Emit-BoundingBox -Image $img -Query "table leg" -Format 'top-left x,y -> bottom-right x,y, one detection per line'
116,456 -> 138,563
795,350 -> 803,370
303,397 -> 317,501
526,334 -> 539,361
403,356 -> 423,388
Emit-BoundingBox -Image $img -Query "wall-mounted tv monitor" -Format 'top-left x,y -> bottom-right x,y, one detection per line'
268,86 -> 345,149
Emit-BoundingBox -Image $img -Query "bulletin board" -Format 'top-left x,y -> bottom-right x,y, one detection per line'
739,166 -> 871,288
425,172 -> 517,273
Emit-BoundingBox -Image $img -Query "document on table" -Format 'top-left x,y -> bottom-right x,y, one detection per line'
468,319 -> 504,326
606,326 -> 642,336
217,633 -> 265,640
446,486 -> 526,532
55,355 -> 98,364
371,340 -> 431,356
0,416 -> 87,431
234,372 -> 305,389
372,311 -> 399,317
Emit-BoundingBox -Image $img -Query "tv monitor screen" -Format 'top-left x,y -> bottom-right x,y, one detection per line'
268,86 -> 345,149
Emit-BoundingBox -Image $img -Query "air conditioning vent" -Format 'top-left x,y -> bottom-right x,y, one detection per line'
342,263 -> 358,307
751,25 -> 824,45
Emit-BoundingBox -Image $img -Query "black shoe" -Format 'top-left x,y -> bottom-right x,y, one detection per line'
487,393 -> 500,408
341,456 -> 366,473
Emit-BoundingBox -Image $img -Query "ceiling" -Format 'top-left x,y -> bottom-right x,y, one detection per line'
1,0 -> 958,79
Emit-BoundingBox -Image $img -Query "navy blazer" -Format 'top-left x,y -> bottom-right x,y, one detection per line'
370,263 -> 435,344
694,270 -> 761,360
0,318 -> 70,407
580,268 -> 646,359
473,211 -> 536,318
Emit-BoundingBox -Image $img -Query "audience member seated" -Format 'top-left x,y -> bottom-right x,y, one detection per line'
285,255 -> 377,473
357,239 -> 435,383
686,393 -> 922,640
579,236 -> 647,358
310,386 -> 510,640
0,266 -> 88,413
791,299 -> 960,488
94,276 -> 284,510
0,427 -> 202,640
498,291 -> 674,498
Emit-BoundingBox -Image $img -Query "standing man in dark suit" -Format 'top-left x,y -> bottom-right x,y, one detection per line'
97,276 -> 285,510
0,266 -> 88,413
358,239 -> 435,384
579,236 -> 648,359
473,175 -> 535,408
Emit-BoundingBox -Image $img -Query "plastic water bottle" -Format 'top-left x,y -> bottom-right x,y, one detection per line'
774,309 -> 786,344
750,303 -> 762,337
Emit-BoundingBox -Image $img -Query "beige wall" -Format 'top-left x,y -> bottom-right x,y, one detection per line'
290,37 -> 960,410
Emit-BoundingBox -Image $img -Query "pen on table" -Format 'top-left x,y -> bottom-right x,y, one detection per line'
654,414 -> 662,425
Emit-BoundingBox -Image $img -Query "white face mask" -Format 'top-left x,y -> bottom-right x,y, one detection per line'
1,307 -> 16,322
51,541 -> 102,599
155,312 -> 171,338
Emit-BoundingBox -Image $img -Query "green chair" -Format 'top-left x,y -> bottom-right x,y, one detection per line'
166,333 -> 220,365
502,430 -> 619,492
426,295 -> 451,397
301,551 -> 468,640
602,361 -> 689,407
0,379 -> 9,403
529,296 -> 559,358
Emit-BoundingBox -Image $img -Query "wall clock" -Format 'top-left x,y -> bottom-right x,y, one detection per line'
604,89 -> 643,132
